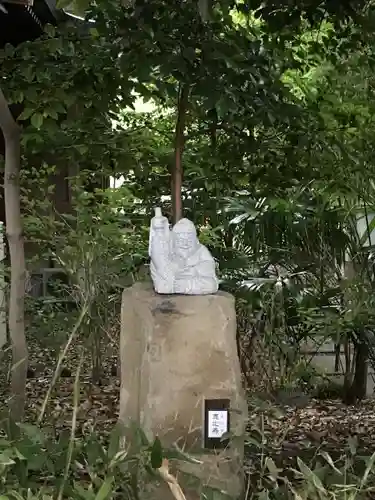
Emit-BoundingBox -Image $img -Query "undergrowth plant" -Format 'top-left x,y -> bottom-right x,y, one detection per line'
0,420 -> 164,500
1,400 -> 375,500
245,399 -> 375,500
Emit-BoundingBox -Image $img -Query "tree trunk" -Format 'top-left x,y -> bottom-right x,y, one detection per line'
343,336 -> 368,405
343,336 -> 352,398
352,338 -> 368,401
0,86 -> 27,423
172,84 -> 189,225
334,342 -> 340,372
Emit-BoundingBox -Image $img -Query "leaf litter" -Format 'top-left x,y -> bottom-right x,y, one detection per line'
2,331 -> 375,478
0,327 -> 120,438
246,392 -> 375,473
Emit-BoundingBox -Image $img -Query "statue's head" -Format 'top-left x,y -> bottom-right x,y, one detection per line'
172,218 -> 199,255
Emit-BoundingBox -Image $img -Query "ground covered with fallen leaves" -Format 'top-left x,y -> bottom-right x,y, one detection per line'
246,397 -> 375,468
2,329 -> 375,479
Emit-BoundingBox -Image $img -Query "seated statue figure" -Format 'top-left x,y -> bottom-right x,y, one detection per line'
149,207 -> 219,295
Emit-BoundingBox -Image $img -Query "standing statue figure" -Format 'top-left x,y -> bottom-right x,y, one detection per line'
149,207 -> 219,295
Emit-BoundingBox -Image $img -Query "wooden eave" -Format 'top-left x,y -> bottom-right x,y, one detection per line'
0,0 -> 59,48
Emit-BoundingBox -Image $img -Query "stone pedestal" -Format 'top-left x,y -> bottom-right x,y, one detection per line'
119,282 -> 247,499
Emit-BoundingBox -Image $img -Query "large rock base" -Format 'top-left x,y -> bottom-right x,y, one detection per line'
119,283 -> 247,499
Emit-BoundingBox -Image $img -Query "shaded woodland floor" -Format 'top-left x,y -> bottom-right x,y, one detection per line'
1,332 -> 375,483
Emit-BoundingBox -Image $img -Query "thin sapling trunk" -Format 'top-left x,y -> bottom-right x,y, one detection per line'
0,86 -> 27,423
172,84 -> 189,225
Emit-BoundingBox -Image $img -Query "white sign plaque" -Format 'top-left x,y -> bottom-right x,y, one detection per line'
207,410 -> 228,438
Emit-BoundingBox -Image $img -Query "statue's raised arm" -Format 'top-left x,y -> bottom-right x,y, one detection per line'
149,207 -> 170,263
149,208 -> 174,293
149,208 -> 218,295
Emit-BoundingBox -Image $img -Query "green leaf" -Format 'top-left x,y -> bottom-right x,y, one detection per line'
164,447 -> 202,464
134,426 -> 150,448
75,145 -> 89,155
26,452 -> 48,472
257,491 -> 270,500
56,0 -> 76,8
0,453 -> 15,466
320,451 -> 342,475
18,423 -> 46,444
44,24 -> 56,37
7,492 -> 24,500
13,91 -> 24,104
108,449 -> 133,471
12,447 -> 27,461
86,435 -> 106,466
360,451 -> 375,489
107,423 -> 123,461
4,44 -> 15,58
359,214 -> 375,246
94,476 -> 114,500
17,108 -> 34,121
89,28 -> 99,38
150,436 -> 163,469
31,113 -> 44,129
74,482 -> 95,500
7,492 -> 25,500
297,457 -> 326,493
45,108 -> 58,120
265,457 -> 281,481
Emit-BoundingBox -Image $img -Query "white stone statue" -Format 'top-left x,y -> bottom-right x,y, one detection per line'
149,207 -> 219,295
